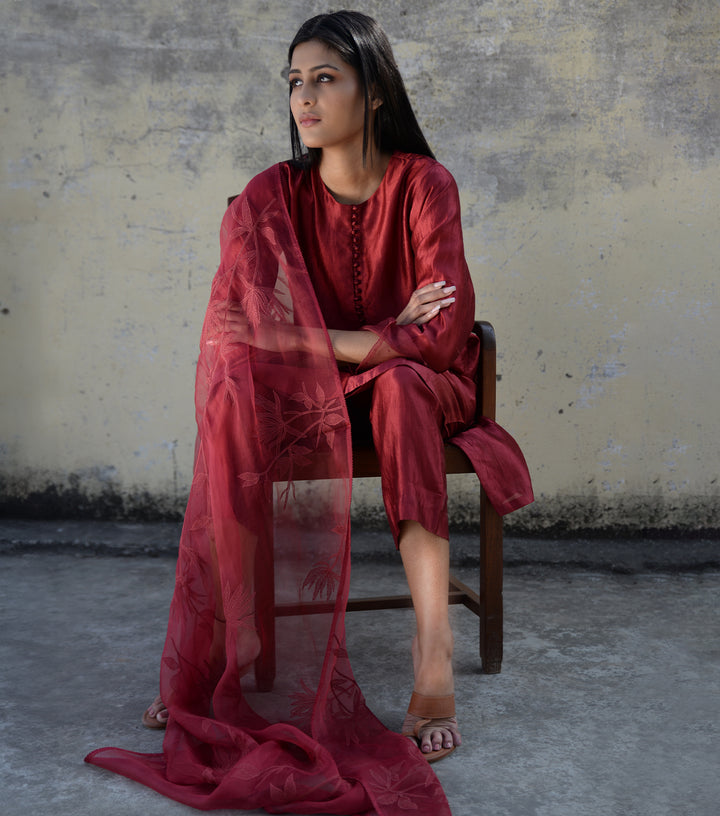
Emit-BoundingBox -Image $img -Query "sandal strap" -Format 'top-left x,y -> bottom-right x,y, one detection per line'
407,691 -> 455,719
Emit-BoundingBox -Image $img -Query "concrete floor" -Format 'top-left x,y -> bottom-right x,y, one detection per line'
1,522 -> 718,816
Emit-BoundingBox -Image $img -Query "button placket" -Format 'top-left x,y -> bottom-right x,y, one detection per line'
350,205 -> 366,323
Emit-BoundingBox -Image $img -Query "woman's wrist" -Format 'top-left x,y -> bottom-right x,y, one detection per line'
328,328 -> 378,363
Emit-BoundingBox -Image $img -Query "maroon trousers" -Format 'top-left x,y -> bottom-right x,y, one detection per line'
346,364 -> 475,544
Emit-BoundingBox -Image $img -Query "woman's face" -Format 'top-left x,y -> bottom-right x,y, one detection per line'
289,39 -> 369,154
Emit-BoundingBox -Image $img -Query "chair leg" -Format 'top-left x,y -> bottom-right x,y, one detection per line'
254,507 -> 276,692
479,487 -> 503,673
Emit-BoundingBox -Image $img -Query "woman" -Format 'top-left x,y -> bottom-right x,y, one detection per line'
86,11 -> 532,815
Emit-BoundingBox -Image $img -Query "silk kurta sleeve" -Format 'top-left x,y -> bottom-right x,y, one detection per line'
359,168 -> 475,373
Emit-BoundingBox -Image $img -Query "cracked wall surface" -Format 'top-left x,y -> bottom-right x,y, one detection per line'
1,0 -> 718,532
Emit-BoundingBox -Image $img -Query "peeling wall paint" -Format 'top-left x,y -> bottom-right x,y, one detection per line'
1,0 -> 718,532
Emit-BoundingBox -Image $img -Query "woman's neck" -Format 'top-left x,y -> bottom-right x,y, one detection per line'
318,147 -> 391,205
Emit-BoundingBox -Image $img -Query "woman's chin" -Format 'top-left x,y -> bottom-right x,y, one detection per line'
299,137 -> 323,150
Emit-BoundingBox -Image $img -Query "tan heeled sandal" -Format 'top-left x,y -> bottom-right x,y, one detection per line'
401,692 -> 458,763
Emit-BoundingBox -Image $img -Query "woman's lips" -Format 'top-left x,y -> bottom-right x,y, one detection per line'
299,116 -> 320,127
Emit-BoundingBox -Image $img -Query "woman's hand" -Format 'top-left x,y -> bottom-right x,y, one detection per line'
216,302 -> 328,357
396,281 -> 456,326
221,303 -> 291,351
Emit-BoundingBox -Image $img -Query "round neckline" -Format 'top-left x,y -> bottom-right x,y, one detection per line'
316,152 -> 398,208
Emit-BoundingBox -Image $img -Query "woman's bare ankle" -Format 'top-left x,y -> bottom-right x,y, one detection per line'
411,631 -> 455,696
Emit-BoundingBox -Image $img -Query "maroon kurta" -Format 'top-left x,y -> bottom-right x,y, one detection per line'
281,152 -> 478,380
281,153 -> 532,536
85,158 -> 532,815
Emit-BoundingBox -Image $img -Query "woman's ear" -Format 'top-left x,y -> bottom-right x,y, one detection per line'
369,85 -> 383,110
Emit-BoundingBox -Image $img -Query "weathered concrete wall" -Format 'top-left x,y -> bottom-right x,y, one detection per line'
1,0 -> 718,533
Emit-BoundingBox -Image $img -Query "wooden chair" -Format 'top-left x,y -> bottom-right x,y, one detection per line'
225,198 -> 503,688
251,320 -> 504,691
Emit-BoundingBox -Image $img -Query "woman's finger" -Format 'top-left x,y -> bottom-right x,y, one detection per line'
414,305 -> 441,325
413,296 -> 455,324
417,280 -> 447,294
396,283 -> 456,326
415,284 -> 456,305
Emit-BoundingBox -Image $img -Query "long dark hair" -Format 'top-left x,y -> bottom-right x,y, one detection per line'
288,10 -> 434,164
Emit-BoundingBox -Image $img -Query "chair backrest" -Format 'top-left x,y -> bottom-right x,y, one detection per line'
473,321 -> 496,422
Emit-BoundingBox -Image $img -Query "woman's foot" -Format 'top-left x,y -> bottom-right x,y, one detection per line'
140,628 -> 260,730
141,695 -> 168,729
401,696 -> 459,761
401,634 -> 461,758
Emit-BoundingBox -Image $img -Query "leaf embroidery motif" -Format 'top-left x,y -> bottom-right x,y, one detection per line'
301,561 -> 339,601
222,581 -> 255,631
269,774 -> 297,804
256,392 -> 288,451
240,284 -> 273,328
367,762 -> 437,810
236,382 -> 348,495
289,678 -> 316,724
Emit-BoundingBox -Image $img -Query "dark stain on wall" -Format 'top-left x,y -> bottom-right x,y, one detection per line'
2,475 -> 717,536
0,475 -> 184,522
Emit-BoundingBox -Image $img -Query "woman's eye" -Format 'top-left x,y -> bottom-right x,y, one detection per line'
289,73 -> 333,90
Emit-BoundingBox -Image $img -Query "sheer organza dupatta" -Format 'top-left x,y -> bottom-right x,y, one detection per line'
86,165 -> 451,815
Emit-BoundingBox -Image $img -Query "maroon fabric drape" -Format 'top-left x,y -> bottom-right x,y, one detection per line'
86,165 -> 456,814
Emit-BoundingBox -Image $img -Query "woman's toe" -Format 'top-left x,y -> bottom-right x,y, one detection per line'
144,694 -> 168,724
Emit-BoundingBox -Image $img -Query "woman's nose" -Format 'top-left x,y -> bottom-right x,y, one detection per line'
297,85 -> 315,106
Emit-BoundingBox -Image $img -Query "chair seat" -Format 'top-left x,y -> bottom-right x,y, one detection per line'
353,442 -> 473,478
